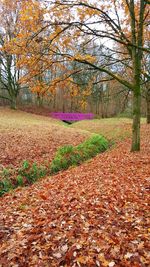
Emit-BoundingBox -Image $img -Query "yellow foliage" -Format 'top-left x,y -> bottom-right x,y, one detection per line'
73,54 -> 96,64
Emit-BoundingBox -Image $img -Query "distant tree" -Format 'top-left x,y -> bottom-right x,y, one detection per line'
0,0 -> 22,109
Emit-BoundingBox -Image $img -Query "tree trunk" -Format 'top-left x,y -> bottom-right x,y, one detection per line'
146,88 -> 150,124
131,87 -> 141,151
37,93 -> 43,107
130,0 -> 145,152
10,96 -> 17,109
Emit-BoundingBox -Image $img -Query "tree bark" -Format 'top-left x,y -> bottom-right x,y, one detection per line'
131,86 -> 141,151
10,96 -> 17,109
37,93 -> 43,107
146,88 -> 150,124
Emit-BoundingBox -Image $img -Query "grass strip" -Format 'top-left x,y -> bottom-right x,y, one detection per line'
0,134 -> 109,196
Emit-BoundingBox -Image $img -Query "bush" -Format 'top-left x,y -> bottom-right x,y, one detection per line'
51,134 -> 108,174
0,179 -> 13,196
0,161 -> 48,196
16,175 -> 24,187
18,161 -> 47,184
2,168 -> 10,178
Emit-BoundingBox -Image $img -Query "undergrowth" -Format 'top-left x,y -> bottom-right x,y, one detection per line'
0,134 -> 109,196
51,134 -> 109,174
0,161 -> 47,196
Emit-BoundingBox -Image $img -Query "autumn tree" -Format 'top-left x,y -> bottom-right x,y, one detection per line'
5,0 -> 150,150
2,0 -> 48,107
45,0 -> 149,151
5,1 -> 94,111
0,0 -> 23,109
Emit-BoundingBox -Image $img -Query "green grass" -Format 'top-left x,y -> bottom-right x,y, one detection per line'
51,134 -> 109,174
70,117 -> 146,142
0,161 -> 48,196
70,118 -> 133,141
0,107 -> 67,130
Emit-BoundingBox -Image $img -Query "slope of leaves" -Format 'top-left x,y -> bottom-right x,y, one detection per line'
0,108 -> 90,168
0,124 -> 149,267
0,134 -> 108,196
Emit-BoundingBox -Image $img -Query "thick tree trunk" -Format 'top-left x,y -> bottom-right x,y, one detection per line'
10,96 -> 17,109
131,88 -> 141,151
130,0 -> 145,152
146,88 -> 150,124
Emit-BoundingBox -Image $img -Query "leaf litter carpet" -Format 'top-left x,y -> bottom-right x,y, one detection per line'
0,108 -> 89,168
0,125 -> 150,267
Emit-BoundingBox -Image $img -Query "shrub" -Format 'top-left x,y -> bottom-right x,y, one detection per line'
0,162 -> 48,196
1,167 -> 10,178
51,134 -> 108,174
18,161 -> 47,184
0,179 -> 13,196
16,175 -> 24,187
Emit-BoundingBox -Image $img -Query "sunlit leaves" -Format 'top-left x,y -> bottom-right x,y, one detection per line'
73,54 -> 96,64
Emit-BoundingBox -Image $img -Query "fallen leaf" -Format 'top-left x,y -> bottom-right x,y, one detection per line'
124,252 -> 133,259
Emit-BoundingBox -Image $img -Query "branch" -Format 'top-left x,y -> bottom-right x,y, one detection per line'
0,95 -> 11,101
93,77 -> 114,85
74,58 -> 134,90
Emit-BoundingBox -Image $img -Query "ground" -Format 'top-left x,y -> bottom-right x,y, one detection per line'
0,108 -> 149,267
0,108 -> 89,168
70,118 -> 146,142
